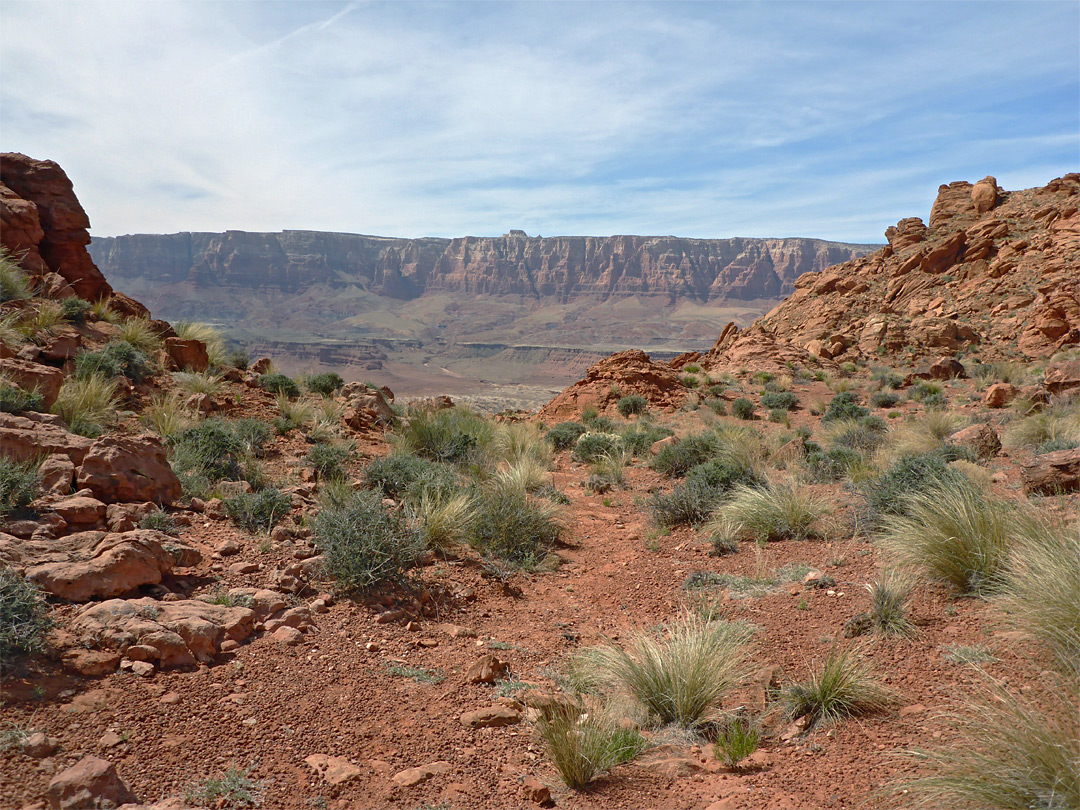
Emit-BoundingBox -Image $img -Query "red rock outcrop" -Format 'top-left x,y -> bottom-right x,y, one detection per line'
75,434 -> 183,505
537,349 -> 687,422
714,173 -> 1080,365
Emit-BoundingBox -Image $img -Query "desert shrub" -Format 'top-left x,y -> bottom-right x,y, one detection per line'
862,448 -> 970,520
170,419 -> 245,484
60,296 -> 91,325
224,489 -> 292,534
680,374 -> 699,388
871,391 -> 899,408
138,510 -> 178,535
620,423 -> 674,456
536,702 -> 648,791
704,397 -> 726,415
0,457 -> 40,517
0,250 -> 31,303
0,383 -> 43,415
546,421 -> 588,451
714,716 -> 761,770
51,374 -> 118,437
878,482 -> 1029,595
116,317 -> 163,355
871,367 -> 904,390
273,393 -> 313,435
572,431 -> 623,463
232,418 -> 272,456
314,488 -> 423,591
732,398 -> 755,420
75,341 -> 154,383
804,447 -> 861,482
904,677 -> 1079,810
302,443 -> 352,482
650,432 -> 719,478
583,412 -> 617,433
707,483 -> 826,544
823,416 -> 888,453
761,391 -> 798,411
616,394 -> 648,417
183,768 -> 263,808
649,457 -> 765,528
0,569 -> 51,669
305,372 -> 344,396
396,406 -> 493,464
365,454 -> 441,499
868,570 -> 915,637
784,648 -> 893,727
999,519 -> 1080,675
467,484 -> 561,567
258,372 -> 300,398
910,381 -> 942,403
822,391 -> 868,422
592,614 -> 752,729
768,408 -> 789,426
226,348 -> 250,370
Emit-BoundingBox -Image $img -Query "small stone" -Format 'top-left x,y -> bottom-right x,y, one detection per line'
900,703 -> 927,716
417,638 -> 439,648
521,775 -> 553,805
159,692 -> 180,705
365,642 -> 381,652
220,639 -> 241,653
391,760 -> 452,787
466,654 -> 509,684
47,755 -> 136,809
216,539 -> 241,556
271,626 -> 303,646
130,661 -> 155,677
438,623 -> 477,638
99,731 -> 124,748
309,599 -> 329,614
460,706 -> 521,729
304,754 -> 363,786
19,732 -> 59,758
228,561 -> 259,575
375,608 -> 405,624
405,620 -> 421,632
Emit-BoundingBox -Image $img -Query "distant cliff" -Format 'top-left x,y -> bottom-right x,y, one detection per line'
89,230 -> 878,303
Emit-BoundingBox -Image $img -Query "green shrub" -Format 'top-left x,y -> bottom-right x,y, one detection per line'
862,447 -> 970,520
224,488 -> 292,534
910,381 -> 942,403
680,374 -> 699,388
303,443 -> 352,482
314,488 -> 423,591
364,454 -> 450,500
172,420 -> 244,481
805,447 -> 861,482
592,614 -> 752,729
583,412 -> 617,433
732,398 -> 755,420
0,457 -> 40,517
704,397 -> 727,415
396,406 -> 492,464
572,431 -> 623,463
871,391 -> 899,408
60,296 -> 92,325
879,482 -> 1025,595
232,418 -> 272,456
258,372 -> 300,398
825,416 -> 888,452
75,341 -> 154,384
305,372 -> 344,396
226,348 -> 250,370
0,383 -> 43,414
648,458 -> 766,529
761,391 -> 798,411
784,648 -> 893,727
0,569 -> 51,669
768,408 -> 789,425
870,368 -> 905,390
822,391 -> 868,422
467,484 -> 561,567
138,510 -> 178,535
650,432 -> 719,478
546,421 -> 588,451
708,483 -> 826,544
619,423 -> 674,456
617,394 -> 648,417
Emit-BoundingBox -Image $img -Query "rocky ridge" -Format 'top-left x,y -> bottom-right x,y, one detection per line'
90,229 -> 877,303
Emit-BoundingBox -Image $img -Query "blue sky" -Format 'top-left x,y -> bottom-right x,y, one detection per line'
2,1 -> 1077,241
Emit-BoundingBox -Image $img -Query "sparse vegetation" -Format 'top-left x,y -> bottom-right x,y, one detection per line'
139,510 -> 178,534
867,570 -> 915,637
302,443 -> 352,482
184,768 -> 263,808
617,394 -> 648,417
116,317 -> 164,355
75,341 -> 154,383
0,568 -> 51,669
572,431 -> 623,463
714,715 -> 761,770
783,648 -> 893,727
546,420 -> 588,451
0,382 -> 44,415
536,702 -> 648,790
707,482 -> 826,544
732,397 -> 756,420
822,391 -> 868,422
761,391 -> 798,411
51,373 -> 118,437
224,489 -> 292,534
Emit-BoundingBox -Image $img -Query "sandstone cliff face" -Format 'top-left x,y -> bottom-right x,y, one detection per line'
90,230 -> 876,303
707,173 -> 1080,366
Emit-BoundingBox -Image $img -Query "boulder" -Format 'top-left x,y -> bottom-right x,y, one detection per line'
46,755 -> 135,809
460,705 -> 522,729
950,423 -> 1001,461
926,356 -> 966,380
0,357 -> 63,410
971,176 -> 999,214
984,383 -> 1019,408
0,529 -> 199,602
0,412 -> 94,464
38,454 -> 76,496
1043,363 -> 1080,396
1020,448 -> 1080,495
164,337 -> 209,372
48,495 -> 107,527
76,434 -> 181,505
71,597 -> 255,668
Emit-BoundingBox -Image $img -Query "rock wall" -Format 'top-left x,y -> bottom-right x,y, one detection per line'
90,229 -> 877,303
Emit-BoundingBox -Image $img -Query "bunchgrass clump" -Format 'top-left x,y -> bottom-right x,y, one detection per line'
714,715 -> 761,770
223,488 -> 292,534
0,382 -> 44,415
141,391 -> 195,438
116,317 -> 164,355
822,391 -> 869,422
395,406 -> 493,464
617,394 -> 648,417
867,570 -> 915,637
173,370 -> 223,397
783,648 -> 893,727
302,443 -> 352,482
572,431 -> 623,464
408,488 -> 474,551
314,487 -> 424,592
491,421 -> 551,467
0,457 -> 40,517
707,483 -> 826,544
878,482 -> 1026,595
0,568 -> 51,670
649,432 -> 720,478
536,702 -> 649,790
592,613 -> 752,729
1003,401 -> 1080,453
51,373 -> 118,437
0,250 -> 31,303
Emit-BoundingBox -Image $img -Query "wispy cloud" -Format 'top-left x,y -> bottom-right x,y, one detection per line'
1,0 -> 1076,242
